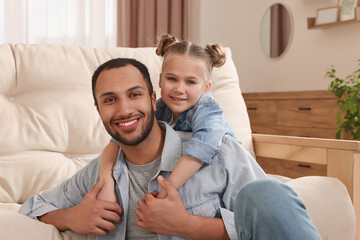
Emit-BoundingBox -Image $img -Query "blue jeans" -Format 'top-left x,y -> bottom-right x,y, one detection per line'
234,178 -> 322,240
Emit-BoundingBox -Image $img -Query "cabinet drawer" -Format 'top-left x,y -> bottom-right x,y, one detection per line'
256,157 -> 327,178
245,100 -> 277,126
277,99 -> 337,128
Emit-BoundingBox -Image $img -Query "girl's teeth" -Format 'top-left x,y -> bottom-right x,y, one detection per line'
118,119 -> 137,126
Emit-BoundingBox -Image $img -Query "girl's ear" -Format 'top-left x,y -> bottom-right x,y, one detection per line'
158,73 -> 163,88
204,81 -> 212,93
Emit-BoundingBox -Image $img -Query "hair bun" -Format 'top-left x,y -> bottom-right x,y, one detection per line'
156,34 -> 178,56
205,44 -> 226,67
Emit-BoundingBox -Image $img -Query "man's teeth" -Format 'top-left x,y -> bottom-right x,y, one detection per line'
118,119 -> 137,126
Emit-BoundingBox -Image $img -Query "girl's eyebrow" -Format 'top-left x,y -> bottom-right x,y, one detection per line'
164,72 -> 176,76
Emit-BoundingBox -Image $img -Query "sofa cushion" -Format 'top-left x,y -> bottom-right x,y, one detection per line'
0,209 -> 95,240
287,176 -> 356,240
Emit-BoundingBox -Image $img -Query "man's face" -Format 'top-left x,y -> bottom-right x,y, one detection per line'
94,65 -> 156,146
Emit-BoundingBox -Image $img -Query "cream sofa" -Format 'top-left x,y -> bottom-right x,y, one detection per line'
0,44 -> 357,240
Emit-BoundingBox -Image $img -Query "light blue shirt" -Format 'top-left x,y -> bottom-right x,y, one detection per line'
19,122 -> 267,240
155,92 -> 237,164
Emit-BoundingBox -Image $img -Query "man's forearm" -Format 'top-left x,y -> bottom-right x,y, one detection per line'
180,214 -> 230,240
39,209 -> 69,231
38,179 -> 122,236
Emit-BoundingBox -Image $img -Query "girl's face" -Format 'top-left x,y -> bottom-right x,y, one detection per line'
159,54 -> 211,120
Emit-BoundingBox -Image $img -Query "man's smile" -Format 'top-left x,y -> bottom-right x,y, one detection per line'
112,116 -> 141,131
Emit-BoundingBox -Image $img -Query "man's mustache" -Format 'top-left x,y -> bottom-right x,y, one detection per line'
110,113 -> 144,124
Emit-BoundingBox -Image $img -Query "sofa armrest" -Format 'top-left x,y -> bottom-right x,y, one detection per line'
252,133 -> 360,240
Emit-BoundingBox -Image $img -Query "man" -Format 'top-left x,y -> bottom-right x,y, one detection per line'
19,58 -> 321,240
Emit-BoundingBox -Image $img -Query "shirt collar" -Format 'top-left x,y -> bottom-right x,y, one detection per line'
113,121 -> 182,179
157,121 -> 182,172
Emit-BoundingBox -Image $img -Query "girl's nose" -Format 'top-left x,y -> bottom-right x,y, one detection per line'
174,82 -> 185,93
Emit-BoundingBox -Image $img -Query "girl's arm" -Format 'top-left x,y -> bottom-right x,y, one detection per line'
158,95 -> 235,198
157,155 -> 203,199
97,141 -> 119,202
181,96 -> 236,165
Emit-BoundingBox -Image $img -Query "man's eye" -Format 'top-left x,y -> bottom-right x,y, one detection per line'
104,97 -> 115,103
130,93 -> 141,98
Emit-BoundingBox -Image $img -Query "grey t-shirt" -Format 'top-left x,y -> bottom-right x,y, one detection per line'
125,157 -> 161,240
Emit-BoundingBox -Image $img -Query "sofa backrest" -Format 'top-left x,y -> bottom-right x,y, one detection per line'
0,44 -> 252,205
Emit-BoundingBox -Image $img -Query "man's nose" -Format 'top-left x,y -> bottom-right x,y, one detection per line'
115,99 -> 133,117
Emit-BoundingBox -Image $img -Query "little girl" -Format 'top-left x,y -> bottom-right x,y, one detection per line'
97,34 -> 237,201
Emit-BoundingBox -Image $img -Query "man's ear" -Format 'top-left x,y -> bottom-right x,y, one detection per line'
204,81 -> 212,93
94,102 -> 99,113
158,73 -> 163,88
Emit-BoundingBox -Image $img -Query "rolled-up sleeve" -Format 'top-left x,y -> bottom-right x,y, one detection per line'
19,158 -> 100,219
181,102 -> 235,164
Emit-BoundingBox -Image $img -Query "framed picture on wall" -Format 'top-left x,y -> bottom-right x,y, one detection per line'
315,7 -> 339,26
338,0 -> 358,21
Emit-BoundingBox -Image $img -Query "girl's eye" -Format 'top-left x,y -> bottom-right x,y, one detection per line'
187,80 -> 196,85
167,77 -> 176,81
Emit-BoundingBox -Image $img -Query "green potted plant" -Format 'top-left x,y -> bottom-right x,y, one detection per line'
325,60 -> 360,140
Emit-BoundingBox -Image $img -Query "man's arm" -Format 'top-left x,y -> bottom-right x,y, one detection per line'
39,178 -> 122,235
136,176 -> 230,240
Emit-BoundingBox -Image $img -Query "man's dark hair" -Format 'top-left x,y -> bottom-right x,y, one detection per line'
92,58 -> 153,107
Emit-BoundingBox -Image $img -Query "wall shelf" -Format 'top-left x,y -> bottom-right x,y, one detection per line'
308,7 -> 360,29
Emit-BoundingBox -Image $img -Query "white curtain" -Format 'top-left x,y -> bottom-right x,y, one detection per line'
0,0 -> 117,47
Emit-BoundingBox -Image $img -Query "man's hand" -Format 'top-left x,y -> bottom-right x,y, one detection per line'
135,176 -> 191,237
39,178 -> 123,236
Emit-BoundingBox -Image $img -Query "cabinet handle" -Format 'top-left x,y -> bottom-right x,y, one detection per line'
298,164 -> 311,168
247,107 -> 257,110
298,107 -> 311,111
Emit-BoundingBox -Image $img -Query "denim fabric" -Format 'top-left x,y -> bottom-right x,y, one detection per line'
19,122 -> 266,240
234,178 -> 322,240
155,92 -> 237,164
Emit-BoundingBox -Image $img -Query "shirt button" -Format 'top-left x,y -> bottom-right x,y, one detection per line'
9,96 -> 16,102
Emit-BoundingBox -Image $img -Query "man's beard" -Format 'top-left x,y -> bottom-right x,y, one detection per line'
103,105 -> 155,146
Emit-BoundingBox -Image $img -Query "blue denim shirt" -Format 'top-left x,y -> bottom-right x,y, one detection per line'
155,92 -> 236,164
19,122 -> 267,240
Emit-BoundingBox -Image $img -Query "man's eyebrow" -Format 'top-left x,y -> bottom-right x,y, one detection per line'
127,85 -> 145,92
99,92 -> 116,99
128,85 -> 145,92
99,86 -> 145,99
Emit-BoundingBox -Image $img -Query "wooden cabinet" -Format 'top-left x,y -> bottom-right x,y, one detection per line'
243,90 -> 338,139
243,90 -> 341,178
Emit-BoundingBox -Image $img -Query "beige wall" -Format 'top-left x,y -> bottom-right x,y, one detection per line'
190,0 -> 360,93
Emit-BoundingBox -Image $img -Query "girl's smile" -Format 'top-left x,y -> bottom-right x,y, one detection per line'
159,54 -> 211,120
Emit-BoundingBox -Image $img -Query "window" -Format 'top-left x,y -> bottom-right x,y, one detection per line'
0,0 -> 117,47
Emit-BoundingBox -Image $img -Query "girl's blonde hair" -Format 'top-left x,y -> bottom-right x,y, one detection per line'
156,34 -> 226,80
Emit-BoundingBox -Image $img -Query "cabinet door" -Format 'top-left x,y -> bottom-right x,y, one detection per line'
277,99 -> 338,128
245,100 -> 277,134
